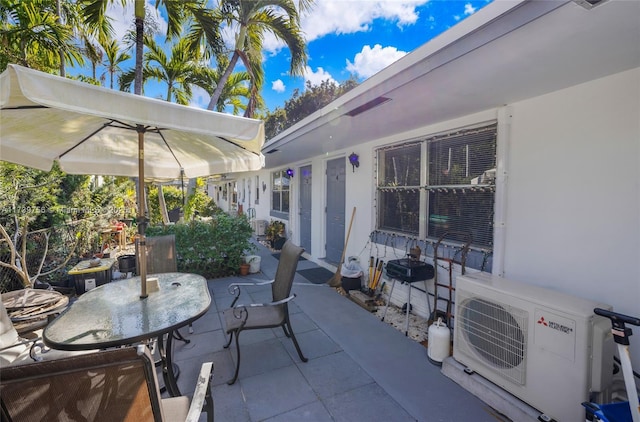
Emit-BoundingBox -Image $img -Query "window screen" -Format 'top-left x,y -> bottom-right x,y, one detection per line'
376,124 -> 497,248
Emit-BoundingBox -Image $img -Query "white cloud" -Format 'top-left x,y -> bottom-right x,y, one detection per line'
261,1 -> 427,54
346,44 -> 407,79
301,1 -> 427,42
464,3 -> 477,15
106,1 -> 167,44
304,66 -> 337,87
190,86 -> 210,109
272,79 -> 286,92
454,2 -> 477,21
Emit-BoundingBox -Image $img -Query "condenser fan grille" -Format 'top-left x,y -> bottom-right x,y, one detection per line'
459,297 -> 527,385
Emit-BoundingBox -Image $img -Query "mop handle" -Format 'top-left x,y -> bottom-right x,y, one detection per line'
594,308 -> 640,422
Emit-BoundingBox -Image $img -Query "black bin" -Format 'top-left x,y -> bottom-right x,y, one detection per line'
73,269 -> 112,295
118,254 -> 137,274
341,276 -> 362,292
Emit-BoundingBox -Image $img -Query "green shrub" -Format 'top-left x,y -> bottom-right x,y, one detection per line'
145,214 -> 255,278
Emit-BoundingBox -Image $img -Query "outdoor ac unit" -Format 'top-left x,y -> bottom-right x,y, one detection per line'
252,220 -> 267,236
453,272 -> 614,422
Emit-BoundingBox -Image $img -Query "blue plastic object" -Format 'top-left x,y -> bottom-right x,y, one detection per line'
583,400 -> 637,422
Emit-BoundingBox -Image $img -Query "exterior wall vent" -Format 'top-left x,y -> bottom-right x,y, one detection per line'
345,97 -> 391,117
573,0 -> 609,9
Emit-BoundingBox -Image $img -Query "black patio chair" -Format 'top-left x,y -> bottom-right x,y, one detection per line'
137,234 -> 178,275
136,234 -> 191,343
0,345 -> 213,422
222,240 -> 307,385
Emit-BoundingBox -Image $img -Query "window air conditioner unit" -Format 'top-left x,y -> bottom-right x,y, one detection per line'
453,272 -> 614,422
252,220 -> 267,236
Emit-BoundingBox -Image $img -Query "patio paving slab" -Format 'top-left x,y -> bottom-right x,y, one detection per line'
167,239 -> 509,421
240,365 -> 318,421
322,383 -> 414,422
264,401 -> 334,422
297,351 -> 374,399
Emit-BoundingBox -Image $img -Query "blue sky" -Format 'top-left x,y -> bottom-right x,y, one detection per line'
89,0 -> 492,113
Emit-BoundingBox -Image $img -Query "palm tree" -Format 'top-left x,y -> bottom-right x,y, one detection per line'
206,0 -> 309,116
81,0 -> 221,95
0,0 -> 83,72
119,37 -> 203,105
219,71 -> 259,115
192,63 -> 256,114
83,39 -> 103,80
55,0 -> 109,77
101,38 -> 130,89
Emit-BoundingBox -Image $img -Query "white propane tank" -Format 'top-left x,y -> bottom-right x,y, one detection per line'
427,317 -> 451,365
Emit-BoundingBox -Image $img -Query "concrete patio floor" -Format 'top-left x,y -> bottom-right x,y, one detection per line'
166,240 -> 510,421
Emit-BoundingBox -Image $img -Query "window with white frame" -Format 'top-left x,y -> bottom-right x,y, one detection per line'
271,170 -> 290,215
376,124 -> 497,248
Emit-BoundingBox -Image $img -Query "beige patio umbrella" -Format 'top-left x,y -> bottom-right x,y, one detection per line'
0,64 -> 265,298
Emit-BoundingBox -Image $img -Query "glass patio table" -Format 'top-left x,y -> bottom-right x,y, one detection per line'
43,272 -> 210,397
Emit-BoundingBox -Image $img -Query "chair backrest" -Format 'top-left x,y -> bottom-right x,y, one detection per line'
272,240 -> 304,302
136,234 -> 177,274
0,346 -> 164,422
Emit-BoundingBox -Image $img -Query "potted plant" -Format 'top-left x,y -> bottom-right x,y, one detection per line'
239,261 -> 250,276
265,220 -> 286,250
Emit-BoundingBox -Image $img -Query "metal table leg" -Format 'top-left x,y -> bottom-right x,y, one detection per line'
157,331 -> 181,397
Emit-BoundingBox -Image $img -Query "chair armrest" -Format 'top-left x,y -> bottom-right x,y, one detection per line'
0,336 -> 47,362
185,361 -> 214,422
0,337 -> 37,353
229,279 -> 274,287
230,294 -> 296,327
246,294 -> 296,308
228,279 -> 275,307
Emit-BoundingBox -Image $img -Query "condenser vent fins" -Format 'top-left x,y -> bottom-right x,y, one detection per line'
459,297 -> 528,385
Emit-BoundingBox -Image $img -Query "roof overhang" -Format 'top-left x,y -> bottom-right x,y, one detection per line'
263,0 -> 640,168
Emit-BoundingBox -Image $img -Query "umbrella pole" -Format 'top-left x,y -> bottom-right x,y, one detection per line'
137,127 -> 148,299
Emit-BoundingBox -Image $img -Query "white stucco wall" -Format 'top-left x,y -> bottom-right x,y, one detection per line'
233,67 -> 640,370
504,68 -> 640,367
505,68 -> 639,312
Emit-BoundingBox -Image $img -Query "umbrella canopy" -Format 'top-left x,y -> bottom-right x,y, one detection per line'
0,64 -> 265,180
0,64 -> 265,298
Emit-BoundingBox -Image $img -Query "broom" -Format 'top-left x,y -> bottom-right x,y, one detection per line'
367,256 -> 375,294
328,207 -> 356,287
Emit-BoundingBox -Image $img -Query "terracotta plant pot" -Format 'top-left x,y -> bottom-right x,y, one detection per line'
239,263 -> 250,276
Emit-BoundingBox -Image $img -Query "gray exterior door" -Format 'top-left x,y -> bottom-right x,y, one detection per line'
325,157 -> 346,264
299,165 -> 312,252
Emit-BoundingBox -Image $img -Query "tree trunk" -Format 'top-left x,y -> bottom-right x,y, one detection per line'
207,51 -> 240,110
134,1 -> 144,97
56,0 -> 65,77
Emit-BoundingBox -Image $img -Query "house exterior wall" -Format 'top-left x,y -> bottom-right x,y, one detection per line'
224,67 -> 639,368
503,67 -> 640,369
504,67 -> 640,321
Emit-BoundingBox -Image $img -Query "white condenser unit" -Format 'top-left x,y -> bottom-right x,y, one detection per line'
453,272 -> 614,422
252,220 -> 267,236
